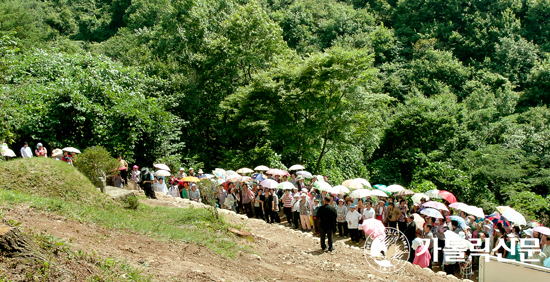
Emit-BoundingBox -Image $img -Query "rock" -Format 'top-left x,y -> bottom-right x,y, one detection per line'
423,267 -> 434,274
252,254 -> 261,261
436,271 -> 447,276
104,186 -> 134,201
446,274 -> 458,280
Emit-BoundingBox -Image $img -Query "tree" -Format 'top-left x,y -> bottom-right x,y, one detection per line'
224,46 -> 391,173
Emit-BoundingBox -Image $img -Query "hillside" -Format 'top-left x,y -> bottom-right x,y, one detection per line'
1,0 -> 549,220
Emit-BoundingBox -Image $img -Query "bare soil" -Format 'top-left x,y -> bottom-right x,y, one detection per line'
0,193 -> 469,281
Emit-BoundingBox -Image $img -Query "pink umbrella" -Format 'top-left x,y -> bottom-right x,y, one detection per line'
260,179 -> 279,189
423,201 -> 449,211
533,226 -> 550,236
270,169 -> 290,176
362,218 -> 385,239
439,190 -> 457,203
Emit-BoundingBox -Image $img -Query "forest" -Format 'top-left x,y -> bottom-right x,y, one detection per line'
1,0 -> 549,219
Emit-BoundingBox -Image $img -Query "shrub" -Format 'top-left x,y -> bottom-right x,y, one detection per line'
74,146 -> 119,189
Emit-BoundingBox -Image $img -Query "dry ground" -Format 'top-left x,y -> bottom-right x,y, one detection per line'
1,192 -> 473,282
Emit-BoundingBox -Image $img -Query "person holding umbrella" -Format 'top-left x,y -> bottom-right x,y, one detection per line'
317,196 -> 337,252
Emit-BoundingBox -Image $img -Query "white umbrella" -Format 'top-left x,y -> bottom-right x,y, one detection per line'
385,184 -> 405,193
153,163 -> 170,171
449,202 -> 469,211
296,171 -> 313,178
463,206 -> 485,218
425,189 -> 443,199
444,231 -> 472,249
236,167 -> 254,174
354,178 -> 371,188
350,189 -> 371,199
62,147 -> 81,154
226,170 -> 238,176
1,148 -> 16,157
412,213 -> 425,232
369,190 -> 389,197
420,208 -> 444,219
155,170 -> 171,177
214,168 -> 227,177
496,206 -> 513,213
226,174 -> 242,182
240,176 -> 252,182
277,181 -> 296,190
288,164 -> 305,171
260,179 -> 279,189
501,210 -> 527,226
342,179 -> 364,189
316,181 -> 332,191
52,148 -> 63,156
411,193 -> 430,204
423,201 -> 449,211
217,178 -> 226,185
254,165 -> 270,171
332,185 -> 350,194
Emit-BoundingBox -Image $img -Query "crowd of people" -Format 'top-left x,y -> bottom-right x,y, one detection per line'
3,144 -> 549,278
121,165 -> 550,279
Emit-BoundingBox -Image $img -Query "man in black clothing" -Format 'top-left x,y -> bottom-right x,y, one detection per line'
317,196 -> 337,251
139,167 -> 157,199
404,214 -> 416,263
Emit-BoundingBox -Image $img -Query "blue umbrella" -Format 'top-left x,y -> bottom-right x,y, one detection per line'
254,173 -> 265,182
373,184 -> 391,195
448,216 -> 468,229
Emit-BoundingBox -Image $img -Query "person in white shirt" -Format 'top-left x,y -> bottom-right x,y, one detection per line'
346,204 -> 362,244
291,193 -> 301,229
20,142 -> 33,158
362,200 -> 375,220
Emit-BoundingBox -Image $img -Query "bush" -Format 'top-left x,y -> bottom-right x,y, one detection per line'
196,179 -> 220,220
74,146 -> 119,188
125,195 -> 140,210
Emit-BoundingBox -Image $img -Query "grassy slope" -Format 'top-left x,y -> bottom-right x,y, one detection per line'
0,158 -> 242,257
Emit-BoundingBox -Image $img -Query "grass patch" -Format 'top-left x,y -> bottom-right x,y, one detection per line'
0,158 -> 243,258
0,227 -> 150,282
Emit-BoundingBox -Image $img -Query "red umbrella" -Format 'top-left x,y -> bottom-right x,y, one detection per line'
439,190 -> 457,203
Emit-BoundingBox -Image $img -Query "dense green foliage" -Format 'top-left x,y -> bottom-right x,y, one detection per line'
1,0 -> 550,219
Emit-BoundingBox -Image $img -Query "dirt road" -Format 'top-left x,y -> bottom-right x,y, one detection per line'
2,194 -> 469,281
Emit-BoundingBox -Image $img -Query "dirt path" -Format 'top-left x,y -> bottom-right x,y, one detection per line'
2,194 -> 468,281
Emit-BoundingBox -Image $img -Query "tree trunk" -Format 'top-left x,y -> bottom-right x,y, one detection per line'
314,132 -> 329,174
0,224 -> 45,261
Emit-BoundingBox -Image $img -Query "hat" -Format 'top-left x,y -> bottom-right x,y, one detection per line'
507,233 -> 517,238
189,167 -> 194,170
301,188 -> 307,192
314,199 -> 320,202
350,204 -> 356,208
338,199 -> 344,202
524,229 -> 533,238
37,143 -> 43,148
293,193 -> 300,197
467,215 -> 476,220
133,165 -> 138,169
191,183 -> 197,187
198,169 -> 203,173
180,168 -> 185,171
296,175 -> 304,180
300,193 -> 306,197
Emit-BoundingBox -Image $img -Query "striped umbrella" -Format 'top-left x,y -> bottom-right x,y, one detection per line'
394,189 -> 415,197
485,212 -> 511,228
